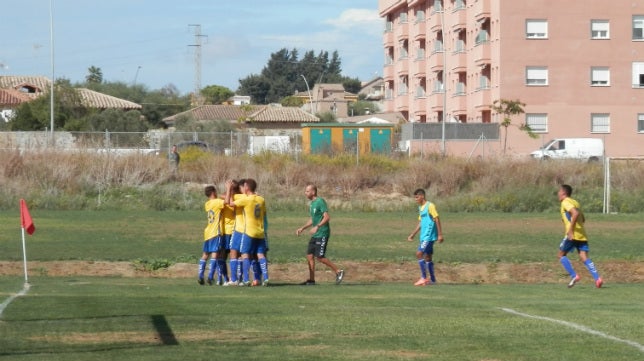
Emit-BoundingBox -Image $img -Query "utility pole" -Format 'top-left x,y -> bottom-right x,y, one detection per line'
189,24 -> 207,106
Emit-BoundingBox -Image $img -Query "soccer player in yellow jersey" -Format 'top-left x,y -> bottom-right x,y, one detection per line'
557,184 -> 603,288
199,185 -> 225,286
223,180 -> 243,286
226,178 -> 269,286
216,201 -> 235,285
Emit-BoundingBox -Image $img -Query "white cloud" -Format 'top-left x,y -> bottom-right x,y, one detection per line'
324,8 -> 381,35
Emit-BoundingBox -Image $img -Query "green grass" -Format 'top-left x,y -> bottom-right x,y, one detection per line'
1,210 -> 642,360
0,210 -> 642,264
0,277 -> 642,360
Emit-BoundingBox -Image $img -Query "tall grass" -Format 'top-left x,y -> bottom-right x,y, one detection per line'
1,149 -> 642,212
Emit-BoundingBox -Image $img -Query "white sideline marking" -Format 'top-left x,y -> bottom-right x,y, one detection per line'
500,307 -> 644,353
0,283 -> 30,317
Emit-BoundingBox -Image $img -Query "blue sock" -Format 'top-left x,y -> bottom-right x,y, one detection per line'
418,259 -> 427,279
427,261 -> 435,283
251,260 -> 261,281
229,259 -> 238,282
259,258 -> 269,281
242,258 -> 251,282
218,259 -> 228,282
207,258 -> 217,280
584,259 -> 600,280
198,259 -> 206,279
560,256 -> 576,278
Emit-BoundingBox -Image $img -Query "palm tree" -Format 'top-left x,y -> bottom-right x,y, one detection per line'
491,99 -> 537,154
85,66 -> 103,84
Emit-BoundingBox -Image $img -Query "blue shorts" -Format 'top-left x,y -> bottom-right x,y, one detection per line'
202,236 -> 222,253
230,231 -> 243,252
418,240 -> 435,255
222,234 -> 232,251
559,239 -> 590,253
240,234 -> 267,255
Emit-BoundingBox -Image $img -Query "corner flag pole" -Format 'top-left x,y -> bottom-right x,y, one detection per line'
21,227 -> 28,284
19,199 -> 35,285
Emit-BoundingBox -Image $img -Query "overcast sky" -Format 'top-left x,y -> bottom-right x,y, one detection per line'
0,0 -> 383,95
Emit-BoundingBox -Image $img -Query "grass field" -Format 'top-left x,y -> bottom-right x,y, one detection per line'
1,210 -> 642,360
1,277 -> 642,360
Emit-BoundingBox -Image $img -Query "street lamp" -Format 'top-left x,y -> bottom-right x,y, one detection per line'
300,74 -> 313,113
133,66 -> 142,86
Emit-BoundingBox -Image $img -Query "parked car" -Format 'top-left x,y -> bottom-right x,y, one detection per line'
530,138 -> 604,162
176,141 -> 210,152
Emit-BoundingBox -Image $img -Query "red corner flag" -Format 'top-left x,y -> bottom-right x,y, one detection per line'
20,199 -> 35,235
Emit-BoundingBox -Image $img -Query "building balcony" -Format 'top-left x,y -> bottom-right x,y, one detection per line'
430,92 -> 445,111
450,51 -> 467,72
430,11 -> 443,32
414,96 -> 427,113
383,65 -> 395,81
473,87 -> 492,109
429,53 -> 444,71
383,29 -> 394,47
415,58 -> 427,75
414,21 -> 426,38
396,60 -> 410,75
474,0 -> 491,21
451,93 -> 467,113
472,42 -> 491,67
450,9 -> 467,31
396,26 -> 410,41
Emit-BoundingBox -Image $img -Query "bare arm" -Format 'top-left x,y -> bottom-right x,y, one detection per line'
407,222 -> 420,242
435,216 -> 444,243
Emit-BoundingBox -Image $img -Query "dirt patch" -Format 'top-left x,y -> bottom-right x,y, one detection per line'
1,260 -> 641,285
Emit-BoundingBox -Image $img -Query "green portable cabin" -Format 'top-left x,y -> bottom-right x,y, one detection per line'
301,123 -> 394,155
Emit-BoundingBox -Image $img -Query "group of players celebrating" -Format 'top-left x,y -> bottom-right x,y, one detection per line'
198,178 -> 268,287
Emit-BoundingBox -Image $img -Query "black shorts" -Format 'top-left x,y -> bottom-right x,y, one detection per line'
307,236 -> 329,258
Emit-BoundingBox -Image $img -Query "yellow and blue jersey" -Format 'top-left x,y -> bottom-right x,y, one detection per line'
418,201 -> 439,242
232,193 -> 246,233
234,194 -> 266,239
204,198 -> 225,241
560,197 -> 587,241
222,203 -> 235,235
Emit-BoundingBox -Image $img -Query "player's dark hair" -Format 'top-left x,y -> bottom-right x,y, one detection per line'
413,188 -> 426,196
205,185 -> 216,197
561,184 -> 573,196
245,178 -> 257,192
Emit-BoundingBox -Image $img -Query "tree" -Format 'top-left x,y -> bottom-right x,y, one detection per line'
11,79 -> 85,131
86,66 -> 103,84
200,85 -> 234,105
491,99 -> 537,154
237,48 -> 345,104
348,100 -> 379,117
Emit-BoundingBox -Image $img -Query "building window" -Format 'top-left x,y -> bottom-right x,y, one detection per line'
631,62 -> 644,88
526,113 -> 548,133
526,66 -> 548,86
453,0 -> 465,10
398,75 -> 409,95
591,67 -> 610,86
526,19 -> 548,39
399,11 -> 408,23
416,9 -> 425,22
633,15 -> 644,40
433,0 -> 443,13
638,114 -> 644,133
591,113 -> 610,133
416,78 -> 427,98
399,39 -> 409,59
591,20 -> 609,39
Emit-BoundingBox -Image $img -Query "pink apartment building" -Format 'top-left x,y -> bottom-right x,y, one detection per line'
378,0 -> 644,157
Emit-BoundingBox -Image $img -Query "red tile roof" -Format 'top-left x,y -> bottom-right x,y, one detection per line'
0,88 -> 31,106
164,104 -> 319,124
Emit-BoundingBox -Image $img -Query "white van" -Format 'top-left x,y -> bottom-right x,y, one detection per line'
530,138 -> 604,161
